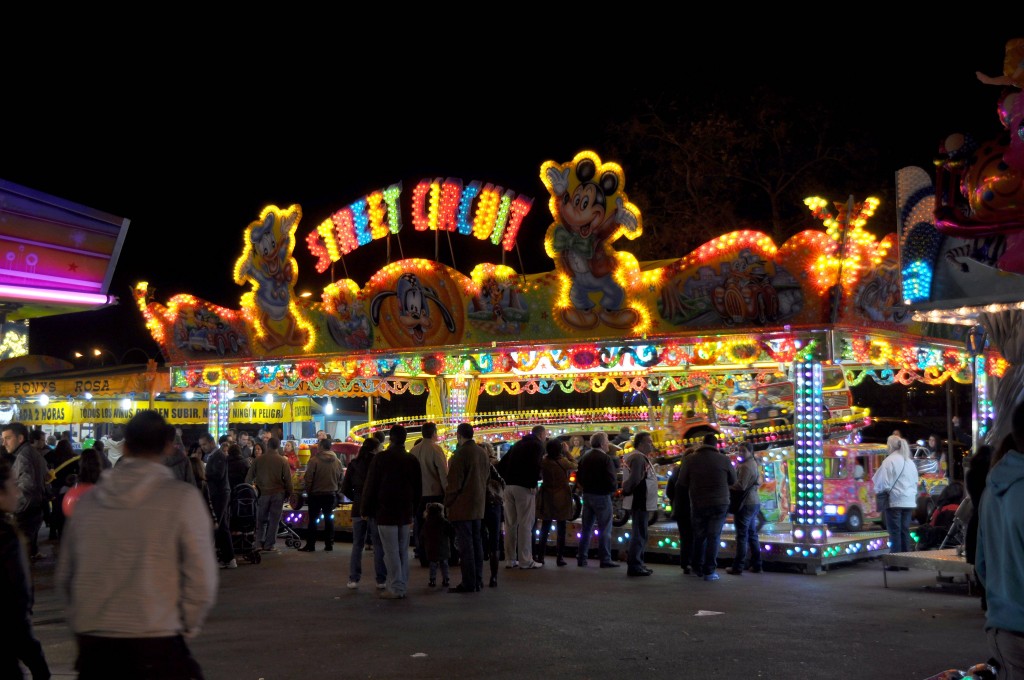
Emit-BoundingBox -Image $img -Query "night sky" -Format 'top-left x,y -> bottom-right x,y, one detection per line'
2,31 -> 1017,364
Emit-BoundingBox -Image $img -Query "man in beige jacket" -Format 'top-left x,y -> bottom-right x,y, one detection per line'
245,437 -> 293,552
410,422 -> 448,566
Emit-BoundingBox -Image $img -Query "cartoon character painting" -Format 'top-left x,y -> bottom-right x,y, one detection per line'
370,272 -> 457,346
542,151 -> 644,331
323,281 -> 372,350
233,205 -> 312,353
468,274 -> 529,333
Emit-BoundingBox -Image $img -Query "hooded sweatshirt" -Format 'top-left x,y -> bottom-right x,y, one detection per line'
304,449 -> 344,496
55,457 -> 218,638
977,449 -> 1024,634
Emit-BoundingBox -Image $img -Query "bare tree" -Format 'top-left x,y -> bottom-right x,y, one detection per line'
605,88 -> 883,259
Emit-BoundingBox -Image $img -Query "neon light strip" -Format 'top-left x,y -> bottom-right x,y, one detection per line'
0,270 -> 103,289
0,284 -> 116,305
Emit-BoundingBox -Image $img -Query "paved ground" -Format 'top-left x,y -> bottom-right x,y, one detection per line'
26,535 -> 993,680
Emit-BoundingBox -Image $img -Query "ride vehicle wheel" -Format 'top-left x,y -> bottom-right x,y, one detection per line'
612,506 -> 630,528
844,507 -> 863,532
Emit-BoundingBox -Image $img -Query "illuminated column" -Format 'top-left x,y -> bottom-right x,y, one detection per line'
446,377 -> 470,430
791,361 -> 826,545
208,383 -> 229,441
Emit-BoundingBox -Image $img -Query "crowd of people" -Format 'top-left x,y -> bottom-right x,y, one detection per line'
5,405 -> 1024,677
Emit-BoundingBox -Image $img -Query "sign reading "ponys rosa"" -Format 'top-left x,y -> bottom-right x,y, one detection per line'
305,178 -> 533,273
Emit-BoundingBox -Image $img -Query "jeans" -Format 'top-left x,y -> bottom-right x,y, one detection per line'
732,503 -> 761,569
482,502 -> 503,579
16,503 -> 44,556
627,509 -> 649,571
578,493 -> 614,565
306,494 -> 336,548
674,508 -> 694,569
429,560 -> 449,583
256,491 -> 286,549
377,523 -> 411,596
691,504 -> 729,576
537,519 -> 567,561
885,507 -> 913,553
503,485 -> 537,565
454,519 -> 483,589
349,516 -> 386,585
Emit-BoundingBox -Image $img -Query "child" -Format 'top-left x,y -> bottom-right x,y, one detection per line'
419,502 -> 452,588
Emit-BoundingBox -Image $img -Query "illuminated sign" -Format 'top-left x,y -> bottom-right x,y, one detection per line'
305,178 -> 534,272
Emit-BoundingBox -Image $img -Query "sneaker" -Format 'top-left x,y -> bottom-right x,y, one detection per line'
375,582 -> 386,590
428,579 -> 436,588
442,578 -> 450,588
262,547 -> 279,554
519,561 -> 543,570
346,581 -> 359,589
750,566 -> 763,573
220,559 -> 238,569
704,572 -> 721,581
726,568 -> 743,576
505,560 -> 519,569
378,590 -> 405,600
599,561 -> 621,569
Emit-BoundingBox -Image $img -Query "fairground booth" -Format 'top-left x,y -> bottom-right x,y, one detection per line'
129,146 -> 1004,572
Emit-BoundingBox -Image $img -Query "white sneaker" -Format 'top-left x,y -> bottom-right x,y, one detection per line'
220,559 -> 238,569
346,581 -> 359,589
505,560 -> 519,569
375,582 -> 386,590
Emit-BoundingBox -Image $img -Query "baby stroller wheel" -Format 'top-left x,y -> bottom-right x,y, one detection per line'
286,538 -> 300,549
252,551 -> 262,564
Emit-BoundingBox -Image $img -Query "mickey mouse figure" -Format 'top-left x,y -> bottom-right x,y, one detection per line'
543,152 -> 642,330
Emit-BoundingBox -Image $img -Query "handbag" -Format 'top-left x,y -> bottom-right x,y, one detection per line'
876,458 -> 907,513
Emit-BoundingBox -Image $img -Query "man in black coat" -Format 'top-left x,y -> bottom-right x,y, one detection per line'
574,431 -> 620,568
362,424 -> 422,599
678,434 -> 736,581
199,432 -> 235,569
496,425 -> 546,569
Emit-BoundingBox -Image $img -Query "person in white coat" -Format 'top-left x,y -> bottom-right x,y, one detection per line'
873,434 -> 919,561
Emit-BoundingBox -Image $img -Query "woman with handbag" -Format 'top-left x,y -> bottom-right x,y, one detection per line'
535,439 -> 576,566
873,434 -> 919,563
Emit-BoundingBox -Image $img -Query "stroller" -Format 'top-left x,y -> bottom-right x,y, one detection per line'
230,483 -> 262,565
277,491 -> 304,550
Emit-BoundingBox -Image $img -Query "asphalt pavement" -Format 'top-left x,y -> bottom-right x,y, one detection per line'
25,535 -> 993,680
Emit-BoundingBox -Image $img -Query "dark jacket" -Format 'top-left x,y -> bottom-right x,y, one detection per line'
496,434 -> 544,489
204,449 -> 231,517
305,450 -> 344,496
341,451 -> 374,516
226,450 -> 251,491
0,518 -> 50,678
575,447 -> 617,495
538,455 -> 576,520
679,445 -> 737,509
665,454 -> 692,521
361,445 -> 422,526
419,505 -> 453,563
164,445 -> 197,486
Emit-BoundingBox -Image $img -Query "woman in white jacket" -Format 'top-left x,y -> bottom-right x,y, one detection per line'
873,434 -> 919,559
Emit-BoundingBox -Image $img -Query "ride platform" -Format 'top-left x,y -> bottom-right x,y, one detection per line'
286,504 -> 890,575
583,519 -> 891,574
